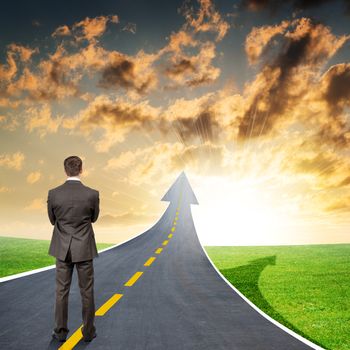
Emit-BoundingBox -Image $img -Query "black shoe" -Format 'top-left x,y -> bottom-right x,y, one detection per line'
83,332 -> 97,342
52,331 -> 66,342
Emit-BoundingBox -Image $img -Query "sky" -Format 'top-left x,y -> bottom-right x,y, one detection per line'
0,0 -> 350,245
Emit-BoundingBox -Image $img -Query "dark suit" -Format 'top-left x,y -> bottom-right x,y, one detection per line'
47,179 -> 100,340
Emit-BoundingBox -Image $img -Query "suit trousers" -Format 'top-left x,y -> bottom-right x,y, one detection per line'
54,246 -> 96,339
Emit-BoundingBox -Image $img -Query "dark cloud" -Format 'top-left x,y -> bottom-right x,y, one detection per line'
238,28 -> 312,139
173,111 -> 221,142
241,0 -> 350,14
312,64 -> 350,149
82,100 -> 157,128
324,64 -> 350,113
165,58 -> 196,77
99,58 -> 153,94
237,18 -> 349,141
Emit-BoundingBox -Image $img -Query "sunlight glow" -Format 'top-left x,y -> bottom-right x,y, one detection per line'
190,173 -> 350,246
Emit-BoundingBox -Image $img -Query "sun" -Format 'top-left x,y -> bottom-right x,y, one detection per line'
190,175 -> 298,246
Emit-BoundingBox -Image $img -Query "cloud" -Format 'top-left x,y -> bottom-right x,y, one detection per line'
0,186 -> 13,193
325,197 -> 350,212
72,15 -> 119,42
323,64 -> 350,107
0,151 -> 25,170
240,0 -> 350,14
63,95 -> 161,152
24,197 -> 45,211
237,17 -> 349,141
98,51 -> 158,95
105,140 -> 232,187
245,21 -> 289,65
26,171 -> 42,184
336,176 -> 350,188
8,43 -> 39,62
179,0 -> 230,41
0,49 -> 17,82
25,104 -> 62,137
0,113 -> 19,131
52,25 -> 71,37
163,41 -> 220,87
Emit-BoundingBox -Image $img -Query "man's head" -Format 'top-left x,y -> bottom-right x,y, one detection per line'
64,156 -> 83,177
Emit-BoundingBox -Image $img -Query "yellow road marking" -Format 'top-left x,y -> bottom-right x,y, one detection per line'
171,227 -> 175,232
124,271 -> 143,287
155,248 -> 163,254
173,221 -> 177,225
168,234 -> 173,238
176,211 -> 179,215
175,217 -> 178,220
162,240 -> 169,246
58,326 -> 83,350
144,256 -> 156,266
60,293 -> 124,348
95,293 -> 123,316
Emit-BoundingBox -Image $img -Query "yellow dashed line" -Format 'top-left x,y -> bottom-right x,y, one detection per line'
60,293 -> 124,348
95,294 -> 123,316
144,256 -> 156,266
124,271 -> 143,287
59,196 -> 183,350
58,326 -> 83,350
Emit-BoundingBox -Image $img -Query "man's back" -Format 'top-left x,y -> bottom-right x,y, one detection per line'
47,180 -> 100,262
49,156 -> 98,343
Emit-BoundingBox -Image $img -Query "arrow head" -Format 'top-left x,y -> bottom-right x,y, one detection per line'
161,171 -> 199,205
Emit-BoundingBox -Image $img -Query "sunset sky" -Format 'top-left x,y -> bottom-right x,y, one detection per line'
1,0 -> 350,245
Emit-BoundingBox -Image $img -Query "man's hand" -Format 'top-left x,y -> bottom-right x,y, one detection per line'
47,190 -> 56,225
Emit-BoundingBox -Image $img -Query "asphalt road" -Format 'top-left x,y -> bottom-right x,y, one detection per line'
0,172 -> 318,349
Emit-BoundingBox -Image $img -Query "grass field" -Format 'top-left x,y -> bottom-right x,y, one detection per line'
204,244 -> 350,350
0,236 -> 114,278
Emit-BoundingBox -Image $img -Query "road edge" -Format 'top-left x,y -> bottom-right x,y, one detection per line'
197,240 -> 326,350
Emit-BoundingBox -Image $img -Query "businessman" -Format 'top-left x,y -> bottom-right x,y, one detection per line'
47,156 -> 99,343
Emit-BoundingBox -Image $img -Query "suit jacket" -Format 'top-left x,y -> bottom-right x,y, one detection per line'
47,180 -> 100,262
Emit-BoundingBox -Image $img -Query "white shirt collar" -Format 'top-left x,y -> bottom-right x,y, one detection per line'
66,176 -> 81,181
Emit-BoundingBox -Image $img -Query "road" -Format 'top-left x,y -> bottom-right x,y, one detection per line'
0,172 -> 318,349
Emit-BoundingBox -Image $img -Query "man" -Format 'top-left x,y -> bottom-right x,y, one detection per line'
47,156 -> 99,343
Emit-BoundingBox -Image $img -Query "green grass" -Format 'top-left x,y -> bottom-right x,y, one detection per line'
204,244 -> 350,350
0,236 -> 114,278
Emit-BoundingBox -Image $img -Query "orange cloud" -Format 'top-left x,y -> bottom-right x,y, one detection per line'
245,20 -> 289,65
24,197 -> 45,211
52,25 -> 71,37
26,171 -> 42,184
180,0 -> 230,41
0,151 -> 25,171
237,17 -> 350,141
63,95 -> 161,152
98,50 -> 159,96
25,104 -> 62,137
72,15 -> 119,42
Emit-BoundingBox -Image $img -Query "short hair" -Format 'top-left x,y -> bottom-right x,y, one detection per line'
64,156 -> 82,176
